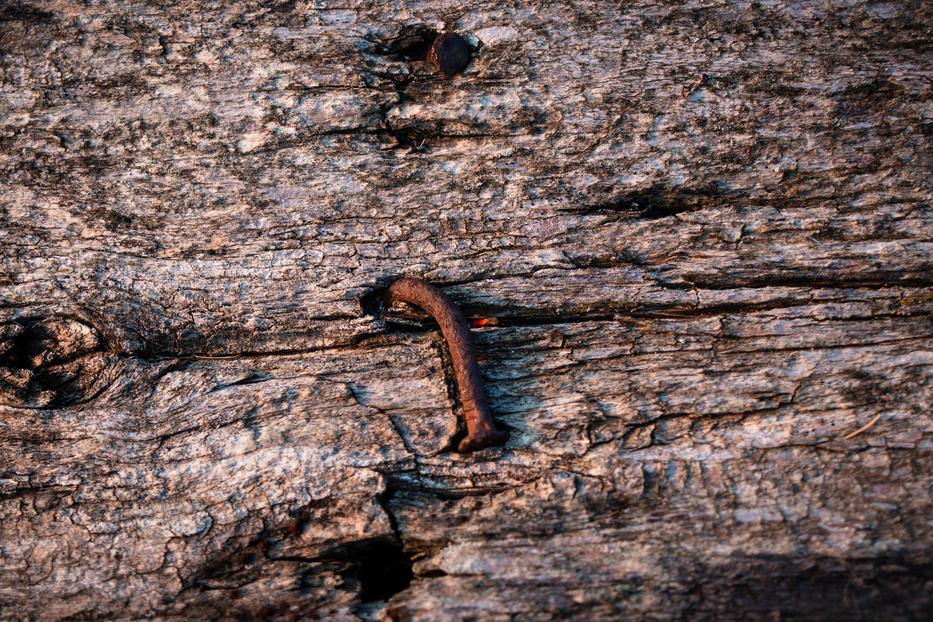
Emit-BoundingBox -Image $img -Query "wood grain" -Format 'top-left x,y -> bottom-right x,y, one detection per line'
1,1 -> 930,619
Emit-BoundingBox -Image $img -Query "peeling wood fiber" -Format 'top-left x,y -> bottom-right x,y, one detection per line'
1,1 -> 931,620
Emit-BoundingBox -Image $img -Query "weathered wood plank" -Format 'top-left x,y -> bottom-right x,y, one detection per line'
1,0 -> 931,619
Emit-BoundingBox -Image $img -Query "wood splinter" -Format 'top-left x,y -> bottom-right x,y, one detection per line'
385,277 -> 509,453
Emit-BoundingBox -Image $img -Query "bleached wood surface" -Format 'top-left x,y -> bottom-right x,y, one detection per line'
1,1 -> 931,619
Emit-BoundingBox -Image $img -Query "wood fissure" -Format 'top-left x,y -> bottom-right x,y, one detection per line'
2,0 -> 931,619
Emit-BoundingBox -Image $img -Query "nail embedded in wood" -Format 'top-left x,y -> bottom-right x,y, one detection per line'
428,32 -> 472,75
385,277 -> 508,453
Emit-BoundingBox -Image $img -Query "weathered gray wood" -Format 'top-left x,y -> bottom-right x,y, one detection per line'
1,0 -> 931,619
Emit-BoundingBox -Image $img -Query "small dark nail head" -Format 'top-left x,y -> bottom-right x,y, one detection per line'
428,32 -> 472,75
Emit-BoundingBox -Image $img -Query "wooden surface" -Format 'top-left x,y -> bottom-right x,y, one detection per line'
1,1 -> 931,619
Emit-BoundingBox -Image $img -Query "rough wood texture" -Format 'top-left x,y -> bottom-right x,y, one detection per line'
1,0 -> 931,619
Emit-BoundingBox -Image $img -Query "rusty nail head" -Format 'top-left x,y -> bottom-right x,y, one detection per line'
428,32 -> 472,75
385,277 -> 508,453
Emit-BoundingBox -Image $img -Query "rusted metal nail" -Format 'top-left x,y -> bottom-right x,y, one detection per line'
428,32 -> 471,76
385,277 -> 508,453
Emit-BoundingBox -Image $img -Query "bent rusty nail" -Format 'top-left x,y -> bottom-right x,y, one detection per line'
384,277 -> 508,453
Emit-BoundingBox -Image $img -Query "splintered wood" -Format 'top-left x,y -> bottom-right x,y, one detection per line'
1,1 -> 930,619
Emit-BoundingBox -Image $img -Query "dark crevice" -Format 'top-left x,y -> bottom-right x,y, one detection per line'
185,500 -> 413,606
569,183 -> 729,219
374,25 -> 438,62
209,370 -> 272,392
390,482 -> 514,500
356,548 -> 413,603
129,330 -> 372,363
686,274 -> 933,290
386,126 -> 428,150
480,313 -> 619,327
0,3 -> 54,23
357,487 -> 414,604
359,285 -> 388,318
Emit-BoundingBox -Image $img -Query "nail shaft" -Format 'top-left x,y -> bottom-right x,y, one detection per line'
385,277 -> 507,453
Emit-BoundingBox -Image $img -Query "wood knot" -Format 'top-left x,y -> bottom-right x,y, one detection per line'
0,317 -> 110,408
